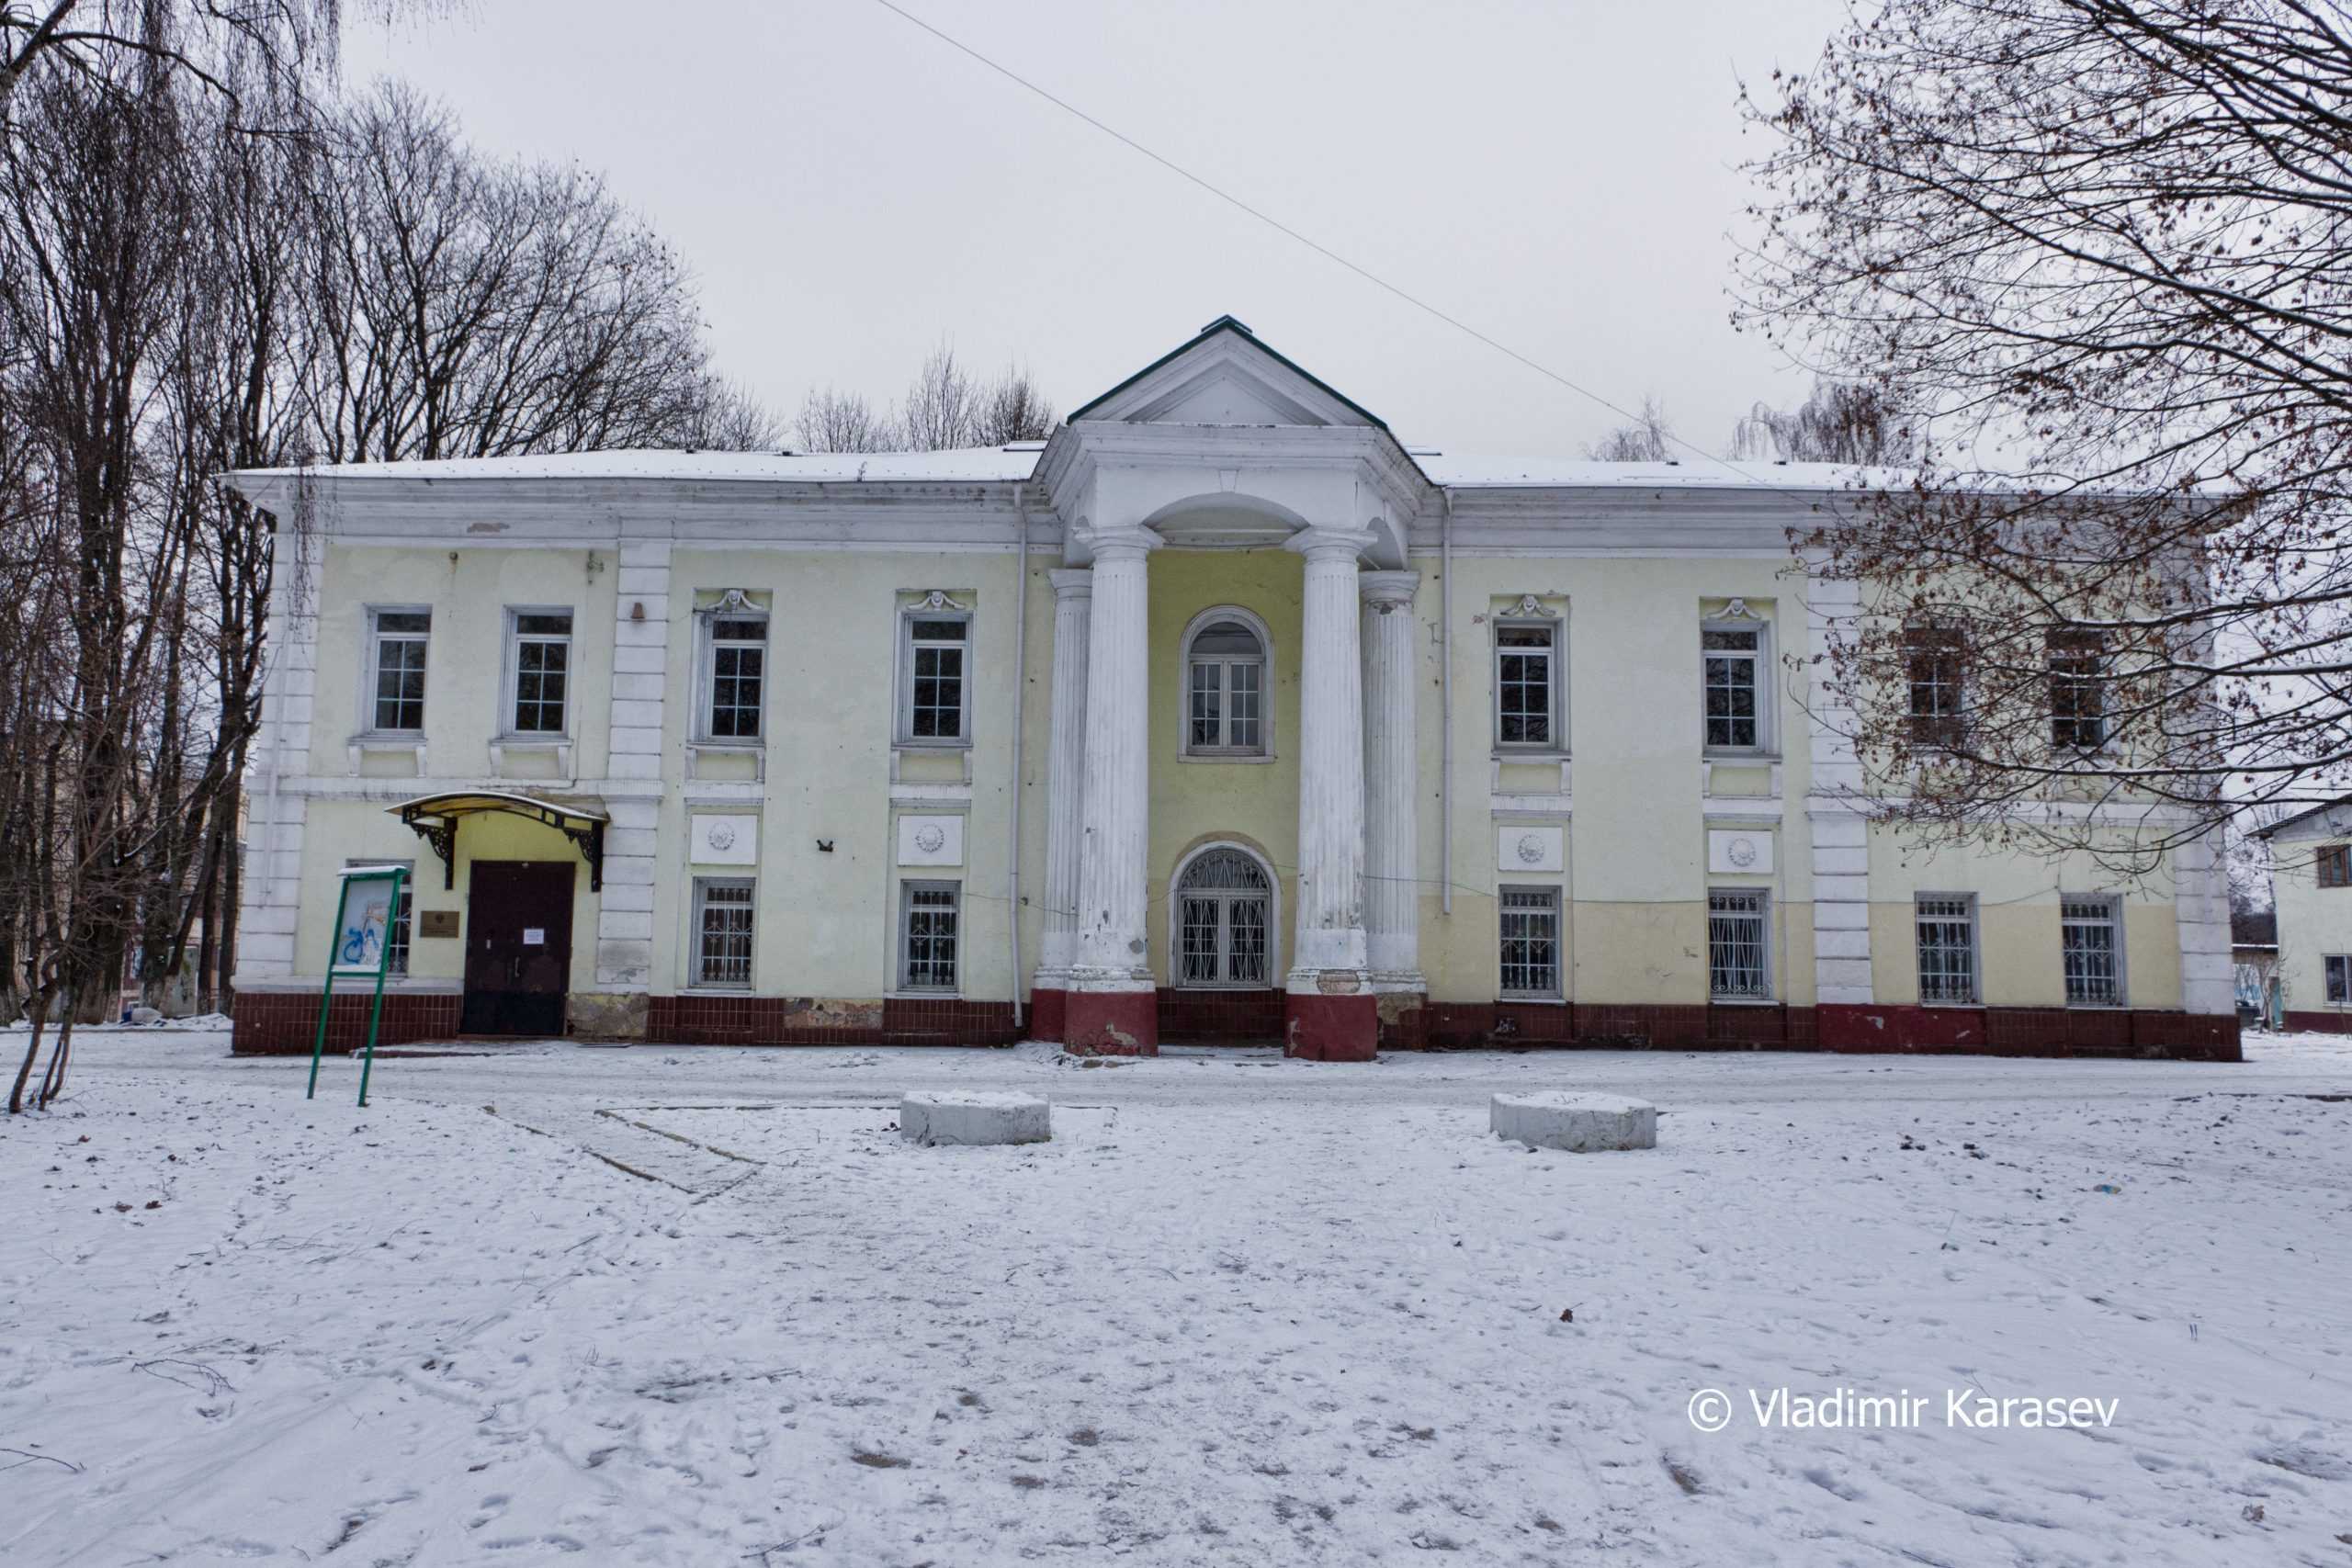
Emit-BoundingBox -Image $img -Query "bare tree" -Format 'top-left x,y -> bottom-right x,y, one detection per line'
1585,395 -> 1675,462
794,385 -> 898,454
896,343 -> 982,452
1730,379 -> 1917,465
1738,0 -> 2352,859
975,363 -> 1056,446
678,376 -> 781,451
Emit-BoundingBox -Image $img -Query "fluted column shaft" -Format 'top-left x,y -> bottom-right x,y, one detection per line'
1288,531 -> 1373,986
1360,570 -> 1422,987
1037,569 -> 1092,987
1072,535 -> 1156,992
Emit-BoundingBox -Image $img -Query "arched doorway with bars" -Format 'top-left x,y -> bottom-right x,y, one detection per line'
1162,840 -> 1285,1043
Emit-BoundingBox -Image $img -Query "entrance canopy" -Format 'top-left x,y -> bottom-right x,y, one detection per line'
387,790 -> 608,891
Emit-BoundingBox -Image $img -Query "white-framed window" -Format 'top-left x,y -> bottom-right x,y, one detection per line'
2060,894 -> 2123,1007
345,857 -> 414,976
1182,610 -> 1271,758
1495,618 -> 1562,750
1707,888 -> 1771,999
505,609 -> 573,735
693,877 -> 754,987
1498,885 -> 1562,998
898,606 -> 970,745
899,880 -> 961,991
699,601 -> 767,740
367,607 -> 431,734
2327,954 -> 2351,1005
1906,625 -> 1966,750
2048,626 -> 2108,750
1916,895 -> 1979,1003
1702,620 -> 1768,752
1173,845 -> 1274,987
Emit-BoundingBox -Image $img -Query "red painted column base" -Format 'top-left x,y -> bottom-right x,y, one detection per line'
1284,990 -> 1379,1061
1066,988 -> 1158,1055
1028,987 -> 1069,1044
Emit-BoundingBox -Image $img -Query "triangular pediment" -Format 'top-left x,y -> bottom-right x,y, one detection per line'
1069,316 -> 1386,431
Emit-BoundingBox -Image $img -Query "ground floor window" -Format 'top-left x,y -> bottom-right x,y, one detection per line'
1707,888 -> 1770,999
2061,894 -> 2122,1006
1174,847 -> 1272,987
694,878 -> 754,987
1498,886 -> 1561,998
900,881 -> 960,992
2328,954 -> 2351,1005
1916,895 -> 1979,1004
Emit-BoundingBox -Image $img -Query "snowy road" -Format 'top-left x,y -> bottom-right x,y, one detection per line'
4,1032 -> 2348,1565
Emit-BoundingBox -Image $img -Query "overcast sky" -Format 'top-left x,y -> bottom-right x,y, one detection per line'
348,0 -> 1852,459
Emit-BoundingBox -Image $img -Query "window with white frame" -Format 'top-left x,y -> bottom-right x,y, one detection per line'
1906,626 -> 1966,750
1702,622 -> 1766,751
1174,847 -> 1272,987
1707,888 -> 1770,999
1183,615 -> 1268,757
899,607 -> 969,744
701,602 -> 767,740
1916,895 -> 1979,1003
2048,626 -> 2108,750
2061,894 -> 2123,1006
1498,886 -> 1561,998
693,878 -> 754,987
507,610 -> 573,734
1495,620 -> 1560,749
899,881 -> 960,991
368,608 -> 430,733
2327,954 -> 2351,1004
345,858 -> 413,976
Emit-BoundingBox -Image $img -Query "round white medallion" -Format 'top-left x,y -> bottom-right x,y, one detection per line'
706,820 -> 736,852
1515,832 -> 1546,865
1726,836 -> 1758,868
914,823 -> 947,854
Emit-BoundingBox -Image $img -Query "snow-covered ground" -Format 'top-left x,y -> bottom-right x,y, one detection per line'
4,1032 -> 2348,1566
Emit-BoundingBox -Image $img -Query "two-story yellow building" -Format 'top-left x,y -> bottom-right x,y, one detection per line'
224,318 -> 2238,1061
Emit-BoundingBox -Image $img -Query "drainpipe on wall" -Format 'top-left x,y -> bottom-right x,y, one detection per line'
1008,479 -> 1030,1032
1441,487 -> 1454,918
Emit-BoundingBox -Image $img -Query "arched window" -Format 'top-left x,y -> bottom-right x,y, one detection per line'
1174,846 -> 1273,988
1182,610 -> 1270,758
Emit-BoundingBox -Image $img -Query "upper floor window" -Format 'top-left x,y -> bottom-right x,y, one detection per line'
1495,618 -> 1560,750
2048,626 -> 2108,750
368,608 -> 430,733
1905,626 -> 1966,750
2320,844 -> 2351,889
1702,620 -> 1768,752
898,600 -> 969,745
700,599 -> 767,741
507,610 -> 572,735
1183,612 -> 1269,757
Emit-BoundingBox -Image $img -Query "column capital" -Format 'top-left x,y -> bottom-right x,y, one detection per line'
1047,567 -> 1093,600
1359,569 -> 1420,611
1070,520 -> 1162,562
1286,524 -> 1377,563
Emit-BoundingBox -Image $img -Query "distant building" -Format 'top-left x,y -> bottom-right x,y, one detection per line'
221,317 -> 2237,1061
2255,805 -> 2352,1032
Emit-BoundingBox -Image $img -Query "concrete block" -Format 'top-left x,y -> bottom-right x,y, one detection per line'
1490,1091 -> 1657,1153
900,1091 -> 1051,1147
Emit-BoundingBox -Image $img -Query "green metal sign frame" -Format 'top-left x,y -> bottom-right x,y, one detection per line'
308,863 -> 409,1107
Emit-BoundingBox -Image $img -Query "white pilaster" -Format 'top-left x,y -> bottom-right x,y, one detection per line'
1804,569 -> 1874,1006
596,534 -> 671,989
1360,569 -> 1423,988
233,518 -> 321,985
1070,530 -> 1157,994
2173,827 -> 2235,1016
1037,569 -> 1093,987
1287,527 -> 1374,987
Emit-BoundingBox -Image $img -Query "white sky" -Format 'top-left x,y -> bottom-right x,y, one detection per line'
347,0 -> 1852,459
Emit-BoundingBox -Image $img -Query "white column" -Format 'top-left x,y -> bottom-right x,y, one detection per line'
1287,527 -> 1374,988
1036,569 -> 1092,987
595,533 -> 670,990
1360,569 -> 1423,988
1070,529 -> 1157,993
232,516 -> 321,986
2173,827 -> 2235,1017
1804,568 -> 1874,1009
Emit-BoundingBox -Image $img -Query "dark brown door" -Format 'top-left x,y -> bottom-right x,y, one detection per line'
461,861 -> 574,1035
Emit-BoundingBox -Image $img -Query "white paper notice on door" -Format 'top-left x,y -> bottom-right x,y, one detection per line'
522,928 -> 546,945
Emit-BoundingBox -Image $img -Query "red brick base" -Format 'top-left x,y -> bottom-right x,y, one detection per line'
1066,987 -> 1159,1055
232,989 -> 463,1055
1029,987 -> 1069,1043
2283,1010 -> 2352,1035
1422,1000 -> 2234,1061
1283,990 -> 1378,1061
643,995 -> 1019,1046
1157,987 -> 1285,1043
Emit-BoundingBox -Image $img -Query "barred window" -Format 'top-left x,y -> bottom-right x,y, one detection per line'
2048,627 -> 2108,750
1495,622 -> 1558,748
1916,896 -> 1979,1004
1702,626 -> 1762,750
2319,845 -> 2350,889
1707,888 -> 1770,999
1184,618 -> 1267,756
1174,847 -> 1272,987
900,614 -> 968,743
1498,886 -> 1561,998
694,878 -> 754,987
1905,626 -> 1965,750
369,609 -> 430,732
2060,895 -> 2122,1006
900,881 -> 960,991
2328,954 -> 2350,1005
706,613 -> 766,739
509,611 -> 572,734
